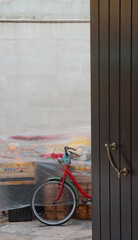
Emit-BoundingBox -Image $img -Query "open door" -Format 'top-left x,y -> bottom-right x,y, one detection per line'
91,0 -> 138,239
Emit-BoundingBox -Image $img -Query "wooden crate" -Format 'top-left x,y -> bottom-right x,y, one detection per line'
74,176 -> 92,202
44,175 -> 92,220
45,205 -> 72,220
76,204 -> 92,220
44,183 -> 72,220
0,162 -> 36,185
75,175 -> 92,220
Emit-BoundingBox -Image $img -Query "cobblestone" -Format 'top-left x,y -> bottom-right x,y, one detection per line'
0,214 -> 92,240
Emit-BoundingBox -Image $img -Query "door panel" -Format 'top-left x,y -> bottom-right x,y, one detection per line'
120,0 -> 132,239
91,0 -> 138,239
110,0 -> 120,239
132,1 -> 138,239
91,0 -> 100,239
100,0 -> 110,239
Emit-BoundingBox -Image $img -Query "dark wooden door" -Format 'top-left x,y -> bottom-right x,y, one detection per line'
90,0 -> 138,240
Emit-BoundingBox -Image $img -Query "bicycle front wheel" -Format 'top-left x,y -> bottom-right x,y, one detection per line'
32,180 -> 77,226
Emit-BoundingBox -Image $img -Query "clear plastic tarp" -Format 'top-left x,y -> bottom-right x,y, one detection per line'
0,126 -> 91,211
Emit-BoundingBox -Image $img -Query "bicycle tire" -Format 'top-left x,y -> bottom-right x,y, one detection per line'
32,180 -> 77,226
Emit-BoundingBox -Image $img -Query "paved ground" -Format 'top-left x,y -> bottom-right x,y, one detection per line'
0,213 -> 92,240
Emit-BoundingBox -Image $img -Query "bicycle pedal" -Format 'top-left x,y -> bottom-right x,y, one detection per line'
82,200 -> 92,205
86,201 -> 92,205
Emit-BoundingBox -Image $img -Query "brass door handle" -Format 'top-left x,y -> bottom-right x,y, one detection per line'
105,143 -> 129,179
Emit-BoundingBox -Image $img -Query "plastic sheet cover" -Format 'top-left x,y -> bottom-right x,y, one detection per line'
0,127 -> 91,211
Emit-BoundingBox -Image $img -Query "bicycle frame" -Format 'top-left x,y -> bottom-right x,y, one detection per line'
54,164 -> 92,202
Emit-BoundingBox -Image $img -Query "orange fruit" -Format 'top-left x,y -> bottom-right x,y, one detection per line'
9,145 -> 16,152
86,166 -> 91,171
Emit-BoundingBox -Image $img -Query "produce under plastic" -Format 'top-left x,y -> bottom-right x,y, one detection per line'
0,127 -> 91,211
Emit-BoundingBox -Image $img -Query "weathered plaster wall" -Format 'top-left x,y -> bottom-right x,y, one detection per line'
0,0 -> 90,20
0,1 -> 90,136
0,23 -> 90,136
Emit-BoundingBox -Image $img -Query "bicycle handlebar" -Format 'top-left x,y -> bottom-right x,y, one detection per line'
64,146 -> 80,157
64,146 -> 76,151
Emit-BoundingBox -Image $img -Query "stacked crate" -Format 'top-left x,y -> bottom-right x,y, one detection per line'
0,162 -> 36,222
44,176 -> 92,220
44,183 -> 72,219
0,162 -> 36,185
75,176 -> 92,220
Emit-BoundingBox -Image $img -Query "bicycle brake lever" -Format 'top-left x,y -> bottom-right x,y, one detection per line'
69,151 -> 80,157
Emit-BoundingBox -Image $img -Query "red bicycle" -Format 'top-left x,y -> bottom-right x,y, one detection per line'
32,146 -> 92,226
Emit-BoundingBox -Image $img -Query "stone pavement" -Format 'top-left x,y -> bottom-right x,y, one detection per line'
0,213 -> 92,240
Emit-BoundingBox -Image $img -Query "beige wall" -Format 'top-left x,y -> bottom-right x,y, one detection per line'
0,22 -> 90,136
